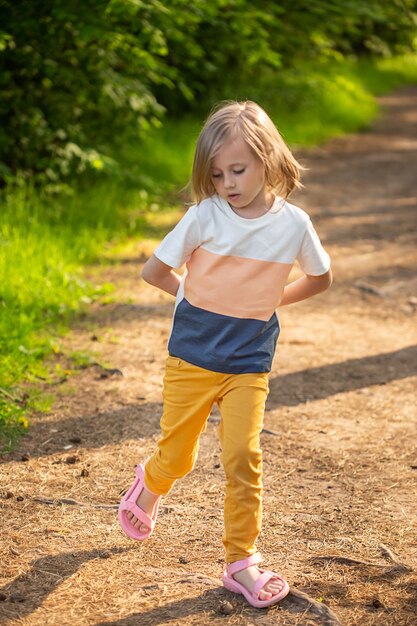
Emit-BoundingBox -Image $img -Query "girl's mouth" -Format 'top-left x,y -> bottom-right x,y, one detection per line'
228,194 -> 240,200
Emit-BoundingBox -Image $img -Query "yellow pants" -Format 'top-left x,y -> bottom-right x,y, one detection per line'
144,355 -> 269,563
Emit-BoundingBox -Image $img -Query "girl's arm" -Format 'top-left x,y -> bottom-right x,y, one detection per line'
141,254 -> 182,297
279,268 -> 333,307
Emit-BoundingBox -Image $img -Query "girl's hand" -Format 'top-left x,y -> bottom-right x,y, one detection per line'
279,268 -> 333,307
141,254 -> 182,297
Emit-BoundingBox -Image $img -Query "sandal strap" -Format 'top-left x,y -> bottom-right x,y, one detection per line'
226,552 -> 262,576
252,570 -> 277,597
122,500 -> 154,528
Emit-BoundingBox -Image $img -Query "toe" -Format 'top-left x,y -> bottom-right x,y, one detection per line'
270,580 -> 283,592
133,519 -> 148,531
259,589 -> 272,601
261,578 -> 284,599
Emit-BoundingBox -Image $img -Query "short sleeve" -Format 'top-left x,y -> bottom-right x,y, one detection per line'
297,219 -> 331,276
153,205 -> 201,269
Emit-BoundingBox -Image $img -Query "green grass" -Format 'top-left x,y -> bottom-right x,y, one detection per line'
1,53 -> 417,450
0,184 -> 145,449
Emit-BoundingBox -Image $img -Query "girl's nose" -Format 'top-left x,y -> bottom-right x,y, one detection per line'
224,175 -> 235,189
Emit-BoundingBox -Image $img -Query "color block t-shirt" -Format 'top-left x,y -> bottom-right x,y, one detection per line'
154,194 -> 330,374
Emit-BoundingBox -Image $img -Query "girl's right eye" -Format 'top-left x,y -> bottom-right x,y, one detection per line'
212,173 -> 221,179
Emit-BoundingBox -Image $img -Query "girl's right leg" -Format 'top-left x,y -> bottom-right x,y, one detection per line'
127,356 -> 216,532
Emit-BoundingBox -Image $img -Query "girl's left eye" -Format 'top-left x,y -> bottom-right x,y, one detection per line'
211,169 -> 244,179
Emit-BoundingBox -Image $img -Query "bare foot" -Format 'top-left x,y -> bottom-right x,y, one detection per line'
233,565 -> 286,601
126,487 -> 160,533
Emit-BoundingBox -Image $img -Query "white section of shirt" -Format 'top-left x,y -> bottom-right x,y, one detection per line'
154,194 -> 330,276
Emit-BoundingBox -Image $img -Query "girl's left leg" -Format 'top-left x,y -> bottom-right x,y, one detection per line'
217,372 -> 269,564
217,373 -> 288,603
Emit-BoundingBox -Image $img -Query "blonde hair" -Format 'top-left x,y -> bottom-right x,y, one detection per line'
190,100 -> 303,204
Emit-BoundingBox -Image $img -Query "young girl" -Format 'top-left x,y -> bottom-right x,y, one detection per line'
119,100 -> 332,608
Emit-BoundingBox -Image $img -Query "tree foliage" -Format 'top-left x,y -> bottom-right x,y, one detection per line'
0,0 -> 416,183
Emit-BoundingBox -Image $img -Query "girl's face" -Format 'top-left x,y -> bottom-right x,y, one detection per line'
211,135 -> 272,217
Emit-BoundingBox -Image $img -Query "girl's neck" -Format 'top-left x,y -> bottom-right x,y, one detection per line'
228,190 -> 275,219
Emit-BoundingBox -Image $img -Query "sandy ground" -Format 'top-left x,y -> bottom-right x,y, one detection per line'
1,86 -> 416,626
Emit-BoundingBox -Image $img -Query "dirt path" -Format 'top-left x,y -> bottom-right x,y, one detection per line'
1,87 -> 416,626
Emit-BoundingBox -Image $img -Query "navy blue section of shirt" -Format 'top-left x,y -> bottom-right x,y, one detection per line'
168,298 -> 280,374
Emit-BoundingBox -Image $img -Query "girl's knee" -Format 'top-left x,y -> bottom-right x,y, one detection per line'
155,443 -> 200,479
221,445 -> 262,480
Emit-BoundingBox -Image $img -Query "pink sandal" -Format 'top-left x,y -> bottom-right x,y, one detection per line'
222,553 -> 289,608
118,463 -> 160,540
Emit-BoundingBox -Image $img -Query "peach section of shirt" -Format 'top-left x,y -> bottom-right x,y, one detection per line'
184,247 -> 293,321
